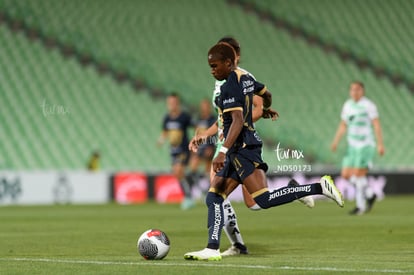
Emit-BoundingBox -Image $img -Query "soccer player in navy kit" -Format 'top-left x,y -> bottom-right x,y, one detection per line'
158,93 -> 195,210
189,37 -> 314,257
184,43 -> 344,261
188,99 -> 217,182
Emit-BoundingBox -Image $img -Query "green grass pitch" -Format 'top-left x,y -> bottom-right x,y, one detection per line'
0,196 -> 413,274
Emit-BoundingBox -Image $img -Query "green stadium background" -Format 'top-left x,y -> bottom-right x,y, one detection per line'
1,0 -> 413,176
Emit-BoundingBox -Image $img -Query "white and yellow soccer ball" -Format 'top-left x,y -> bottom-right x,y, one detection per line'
137,229 -> 170,260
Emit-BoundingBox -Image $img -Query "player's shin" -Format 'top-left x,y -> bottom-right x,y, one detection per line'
355,176 -> 368,211
222,199 -> 245,246
253,184 -> 322,209
206,191 -> 225,249
180,178 -> 192,198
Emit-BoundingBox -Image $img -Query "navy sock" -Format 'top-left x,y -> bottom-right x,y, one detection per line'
205,192 -> 224,249
180,178 -> 192,198
254,183 -> 322,209
186,172 -> 198,188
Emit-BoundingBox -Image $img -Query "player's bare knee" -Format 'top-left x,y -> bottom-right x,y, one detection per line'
341,169 -> 351,179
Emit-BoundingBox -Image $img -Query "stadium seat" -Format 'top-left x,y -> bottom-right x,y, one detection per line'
0,24 -> 170,171
245,0 -> 414,85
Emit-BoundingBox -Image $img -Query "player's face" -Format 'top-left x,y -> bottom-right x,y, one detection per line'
208,55 -> 232,81
200,100 -> 211,117
167,96 -> 180,112
349,83 -> 364,102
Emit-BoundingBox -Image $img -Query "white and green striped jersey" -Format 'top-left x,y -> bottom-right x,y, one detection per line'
341,96 -> 378,148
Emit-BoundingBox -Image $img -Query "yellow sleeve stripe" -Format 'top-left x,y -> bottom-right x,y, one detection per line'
223,107 -> 243,113
234,69 -> 244,82
251,188 -> 269,198
255,86 -> 267,96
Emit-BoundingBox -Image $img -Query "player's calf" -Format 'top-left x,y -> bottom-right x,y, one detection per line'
205,191 -> 225,249
253,183 -> 321,209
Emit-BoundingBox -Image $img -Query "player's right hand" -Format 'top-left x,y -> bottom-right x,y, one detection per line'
377,144 -> 385,156
156,137 -> 165,148
262,108 -> 279,121
188,135 -> 205,152
212,152 -> 225,172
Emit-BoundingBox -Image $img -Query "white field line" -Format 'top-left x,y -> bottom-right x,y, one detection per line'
0,257 -> 412,273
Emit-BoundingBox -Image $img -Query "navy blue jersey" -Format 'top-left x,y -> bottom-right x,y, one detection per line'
162,112 -> 192,154
215,69 -> 267,148
196,114 -> 216,130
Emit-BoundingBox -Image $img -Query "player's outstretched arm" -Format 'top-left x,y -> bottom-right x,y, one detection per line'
252,95 -> 263,122
213,110 -> 243,172
259,90 -> 279,120
188,122 -> 219,152
331,120 -> 347,151
202,121 -> 219,137
157,130 -> 168,147
372,118 -> 385,156
260,90 -> 272,108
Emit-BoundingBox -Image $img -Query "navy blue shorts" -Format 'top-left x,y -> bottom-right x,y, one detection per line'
197,143 -> 215,159
216,145 -> 268,182
171,151 -> 190,165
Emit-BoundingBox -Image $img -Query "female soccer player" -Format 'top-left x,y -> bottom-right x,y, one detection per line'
184,43 -> 344,261
158,93 -> 195,210
331,81 -> 385,215
189,37 -> 265,256
189,37 -> 313,257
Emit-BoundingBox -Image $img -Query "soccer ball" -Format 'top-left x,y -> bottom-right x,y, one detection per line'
137,229 -> 170,260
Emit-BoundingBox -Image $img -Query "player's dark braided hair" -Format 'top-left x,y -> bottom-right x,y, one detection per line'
208,43 -> 236,64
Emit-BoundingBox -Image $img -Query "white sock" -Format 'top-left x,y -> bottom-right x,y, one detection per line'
222,199 -> 245,246
249,203 -> 262,211
355,176 -> 368,211
364,182 -> 374,199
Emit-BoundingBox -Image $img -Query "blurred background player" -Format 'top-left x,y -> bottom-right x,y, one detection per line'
188,99 -> 216,186
87,151 -> 100,171
158,93 -> 195,210
331,81 -> 385,215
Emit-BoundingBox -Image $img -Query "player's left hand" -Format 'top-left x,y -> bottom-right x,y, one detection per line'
188,134 -> 207,152
262,108 -> 279,121
331,142 -> 338,152
212,152 -> 226,173
377,144 -> 385,156
189,136 -> 200,152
